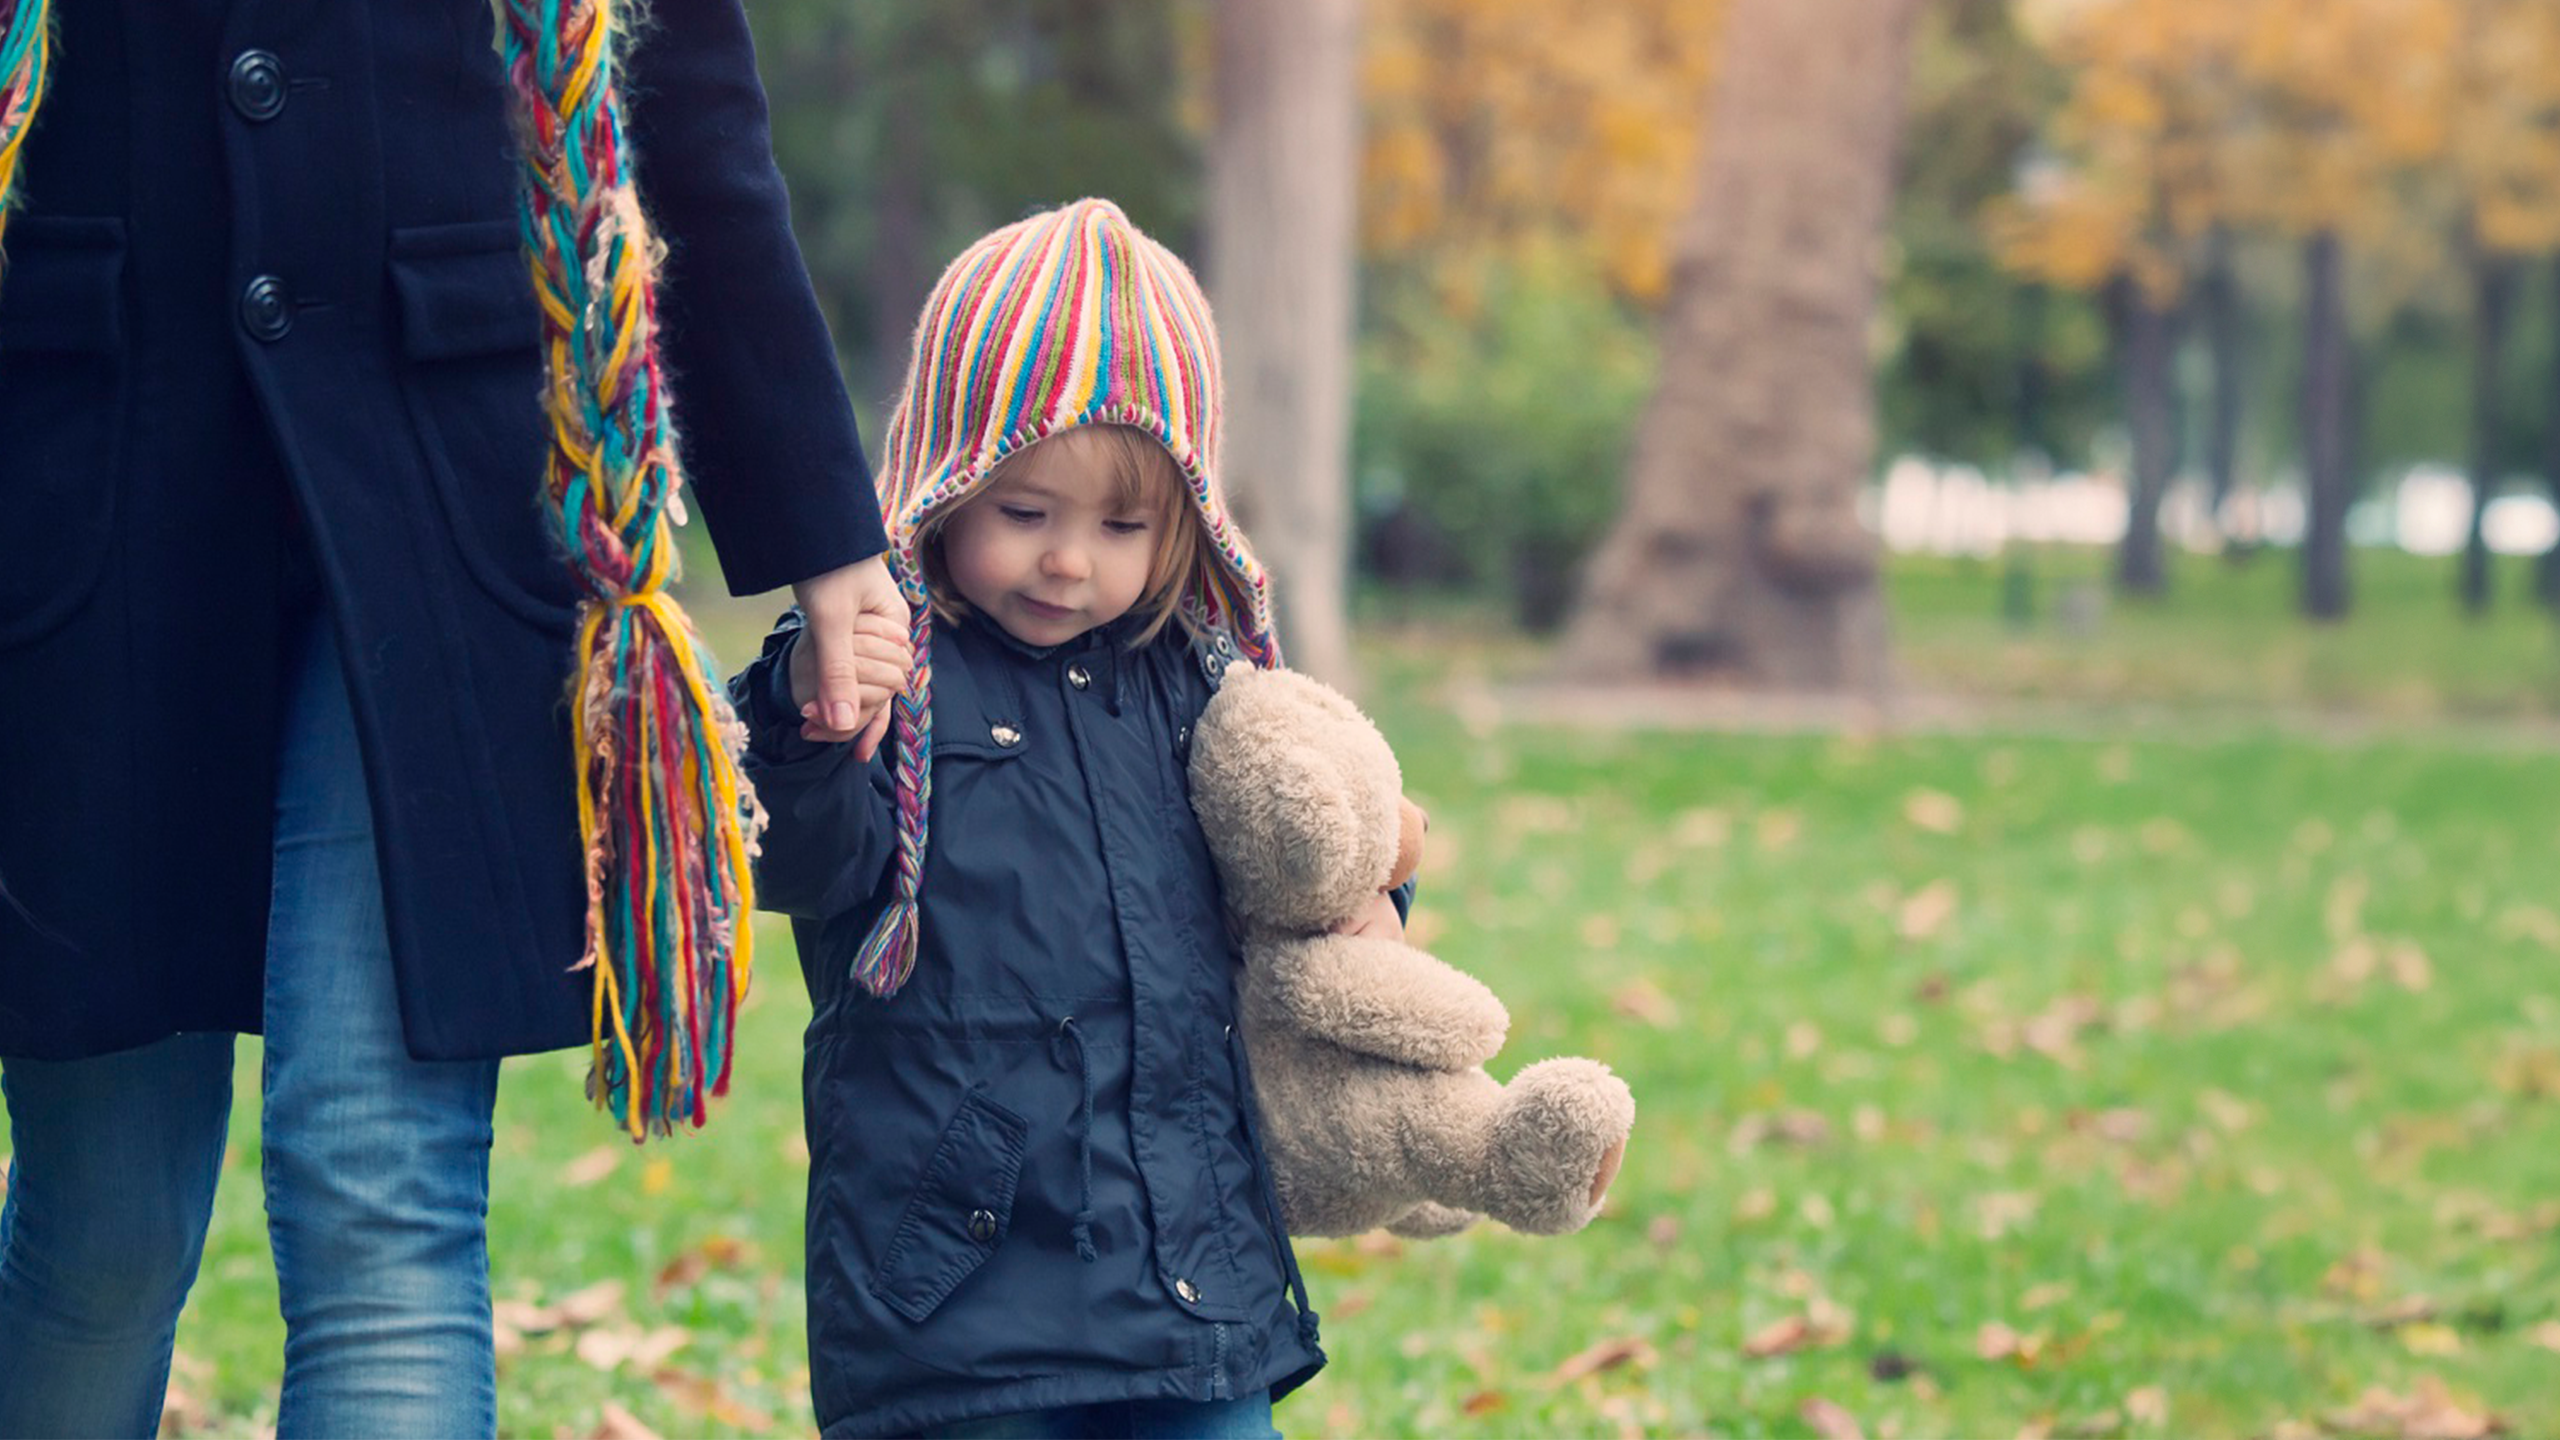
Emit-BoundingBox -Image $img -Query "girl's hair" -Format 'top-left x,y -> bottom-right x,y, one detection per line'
916,425 -> 1207,648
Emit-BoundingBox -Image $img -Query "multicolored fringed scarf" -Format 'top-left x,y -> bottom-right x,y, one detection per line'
0,0 -> 48,259
859,197 -> 1280,998
0,0 -> 763,1142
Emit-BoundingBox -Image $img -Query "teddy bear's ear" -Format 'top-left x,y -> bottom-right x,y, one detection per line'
1191,668 -> 1404,933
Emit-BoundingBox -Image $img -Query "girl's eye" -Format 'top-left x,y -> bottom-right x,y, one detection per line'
1104,519 -> 1150,536
996,505 -> 1044,525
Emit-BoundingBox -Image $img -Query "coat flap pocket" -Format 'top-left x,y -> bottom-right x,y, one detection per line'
869,1087 -> 1031,1324
387,221 -> 539,361
0,216 -> 127,355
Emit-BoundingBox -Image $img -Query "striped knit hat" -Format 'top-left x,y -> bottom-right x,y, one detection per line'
851,197 -> 1280,998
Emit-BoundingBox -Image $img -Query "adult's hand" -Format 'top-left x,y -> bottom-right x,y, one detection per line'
790,554 -> 912,760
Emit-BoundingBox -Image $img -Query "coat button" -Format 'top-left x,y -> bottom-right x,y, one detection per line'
990,723 -> 1021,748
1173,1277 -> 1200,1305
229,50 -> 287,122
240,275 -> 293,342
967,1208 -> 998,1244
1066,664 -> 1091,690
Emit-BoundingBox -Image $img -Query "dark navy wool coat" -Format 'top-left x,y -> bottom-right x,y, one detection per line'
736,611 -> 1324,1438
0,0 -> 886,1061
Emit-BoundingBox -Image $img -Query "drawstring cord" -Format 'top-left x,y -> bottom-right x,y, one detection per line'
1052,1016 -> 1100,1263
1225,1025 -> 1321,1347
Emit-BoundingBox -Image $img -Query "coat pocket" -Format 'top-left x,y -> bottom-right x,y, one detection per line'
385,220 -> 578,632
0,216 -> 130,645
869,1085 -> 1032,1324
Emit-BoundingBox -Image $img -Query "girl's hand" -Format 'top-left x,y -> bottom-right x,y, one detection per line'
789,608 -> 911,748
1332,890 -> 1406,942
791,556 -> 913,757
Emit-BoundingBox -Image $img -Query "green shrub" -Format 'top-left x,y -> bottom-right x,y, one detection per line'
1354,251 -> 1656,629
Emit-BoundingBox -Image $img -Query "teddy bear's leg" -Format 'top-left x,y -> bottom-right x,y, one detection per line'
1383,1202 -> 1480,1239
1470,1058 -> 1636,1236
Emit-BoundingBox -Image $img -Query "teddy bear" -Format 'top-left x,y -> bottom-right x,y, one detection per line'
1187,665 -> 1635,1238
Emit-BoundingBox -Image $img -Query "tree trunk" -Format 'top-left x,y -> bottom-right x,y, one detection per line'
860,22 -> 932,405
2301,230 -> 2353,621
2201,226 -> 2247,554
1556,0 -> 1916,692
1204,0 -> 1359,687
2461,248 -> 2518,615
2541,253 -> 2560,609
2108,271 -> 2180,596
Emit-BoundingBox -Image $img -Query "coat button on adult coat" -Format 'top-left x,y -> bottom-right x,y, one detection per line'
1173,1277 -> 1200,1305
229,50 -> 287,121
1066,664 -> 1091,690
240,276 -> 293,342
967,1208 -> 998,1244
990,723 -> 1022,748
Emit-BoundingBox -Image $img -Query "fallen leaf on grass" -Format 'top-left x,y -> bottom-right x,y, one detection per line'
2321,1377 -> 2504,1439
2532,1320 -> 2560,1351
1609,977 -> 1678,1029
495,1278 -> 628,1339
577,1324 -> 690,1372
1898,881 -> 1958,942
1546,1336 -> 1656,1386
2498,904 -> 2560,951
654,1234 -> 760,1297
2125,1387 -> 2168,1426
1754,809 -> 1803,850
1730,1110 -> 1832,1152
1460,1391 -> 1508,1417
560,1146 -> 623,1188
1903,790 -> 1964,834
1976,1322 -> 2047,1364
653,1367 -> 776,1432
590,1402 -> 663,1440
1800,1397 -> 1865,1440
1742,1299 -> 1853,1358
2397,1321 -> 2462,1356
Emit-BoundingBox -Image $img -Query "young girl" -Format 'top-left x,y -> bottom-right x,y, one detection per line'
734,199 -> 1332,1439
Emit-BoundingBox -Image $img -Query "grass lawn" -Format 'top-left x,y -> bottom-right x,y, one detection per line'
12,547 -> 2560,1438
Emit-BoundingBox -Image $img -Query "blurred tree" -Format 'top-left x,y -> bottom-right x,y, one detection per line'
748,1 -> 1199,405
1557,0 -> 1916,690
1988,0 -> 2259,595
1208,0 -> 1360,686
1881,0 -> 2109,476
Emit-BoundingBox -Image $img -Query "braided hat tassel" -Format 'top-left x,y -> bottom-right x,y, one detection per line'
502,0 -> 764,1140
847,600 -> 934,997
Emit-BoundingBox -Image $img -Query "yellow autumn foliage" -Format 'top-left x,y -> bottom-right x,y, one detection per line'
1999,0 -> 2560,298
1360,0 -> 1724,305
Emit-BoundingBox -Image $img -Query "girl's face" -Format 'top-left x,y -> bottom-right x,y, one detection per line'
939,428 -> 1169,648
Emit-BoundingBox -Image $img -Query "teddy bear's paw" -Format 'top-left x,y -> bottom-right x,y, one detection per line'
1383,1201 -> 1481,1240
1482,1058 -> 1637,1237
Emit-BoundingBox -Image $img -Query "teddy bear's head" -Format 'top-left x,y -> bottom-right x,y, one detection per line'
1189,667 -> 1405,935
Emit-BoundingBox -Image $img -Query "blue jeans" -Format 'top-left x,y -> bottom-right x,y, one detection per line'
933,1392 -> 1282,1440
0,613 -> 502,1439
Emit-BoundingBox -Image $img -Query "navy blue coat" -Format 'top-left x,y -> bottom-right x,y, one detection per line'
0,0 -> 885,1061
735,611 -> 1324,1438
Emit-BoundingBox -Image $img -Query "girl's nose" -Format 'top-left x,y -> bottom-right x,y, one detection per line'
1044,545 -> 1091,582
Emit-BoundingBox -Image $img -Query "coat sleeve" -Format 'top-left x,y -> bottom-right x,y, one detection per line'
625,0 -> 889,596
731,614 -> 898,920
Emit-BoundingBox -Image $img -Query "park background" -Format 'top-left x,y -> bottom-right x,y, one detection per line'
58,0 -> 2560,1435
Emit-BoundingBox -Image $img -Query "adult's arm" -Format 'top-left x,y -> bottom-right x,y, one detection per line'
624,0 -> 889,596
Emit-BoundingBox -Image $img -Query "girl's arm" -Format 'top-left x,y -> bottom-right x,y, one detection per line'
730,613 -> 897,920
